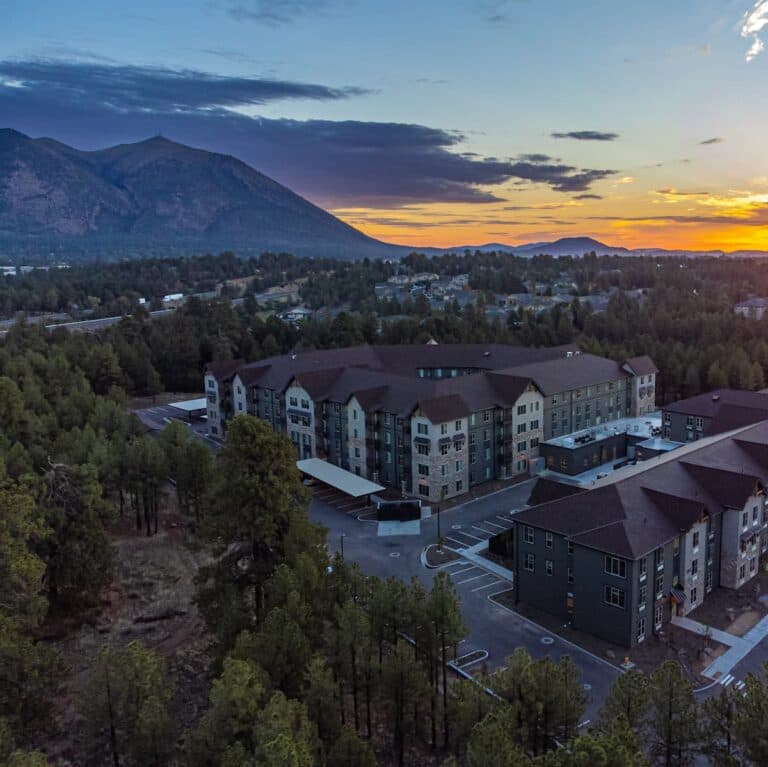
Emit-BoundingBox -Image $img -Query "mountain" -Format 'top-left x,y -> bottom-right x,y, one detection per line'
446,237 -> 630,257
0,129 -> 406,260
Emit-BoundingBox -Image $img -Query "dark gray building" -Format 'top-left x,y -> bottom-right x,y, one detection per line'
491,421 -> 768,647
662,389 -> 768,443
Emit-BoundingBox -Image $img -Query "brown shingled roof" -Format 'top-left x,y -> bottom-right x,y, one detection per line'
623,355 -> 659,376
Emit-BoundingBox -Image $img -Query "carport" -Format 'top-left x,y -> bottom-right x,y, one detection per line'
297,458 -> 384,513
168,397 -> 208,421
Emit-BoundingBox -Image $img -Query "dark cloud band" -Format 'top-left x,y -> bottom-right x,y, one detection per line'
0,59 -> 615,206
551,130 -> 619,141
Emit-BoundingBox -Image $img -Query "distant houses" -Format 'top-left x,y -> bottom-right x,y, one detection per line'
734,297 -> 768,320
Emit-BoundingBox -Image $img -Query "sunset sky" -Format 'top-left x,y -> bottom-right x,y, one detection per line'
3,0 -> 768,251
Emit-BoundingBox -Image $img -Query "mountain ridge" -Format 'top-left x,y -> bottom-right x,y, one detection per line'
1,130 -> 766,261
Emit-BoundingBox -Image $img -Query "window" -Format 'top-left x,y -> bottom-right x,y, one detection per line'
354,447 -> 360,458
691,559 -> 698,576
743,512 -> 749,530
419,483 -> 430,497
384,413 -> 391,426
456,480 -> 463,492
517,404 -> 527,415
301,399 -> 310,409
639,585 -> 647,610
753,506 -> 759,523
654,547 -> 664,570
385,432 -> 392,445
517,423 -> 527,434
524,552 -> 535,572
440,444 -> 449,456
385,450 -> 392,464
483,411 -> 491,422
524,526 -> 535,544
207,378 -> 215,389
455,440 -> 465,451
751,557 -> 757,573
290,414 -> 299,425
567,567 -> 574,584
417,443 -> 429,456
655,573 -> 664,598
418,464 -> 429,476
639,557 -> 647,580
456,460 -> 465,472
441,423 -> 448,435
654,604 -> 663,629
637,617 -> 646,642
353,428 -> 359,439
545,532 -> 553,549
530,438 -> 539,448
692,531 -> 700,550
545,559 -> 553,576
567,541 -> 574,555
530,419 -> 539,430
517,441 -> 527,453
440,464 -> 447,476
441,484 -> 448,497
604,586 -> 626,609
289,396 -> 298,406
739,564 -> 746,580
455,420 -> 462,430
690,587 -> 698,605
605,556 -> 627,578
417,422 -> 428,436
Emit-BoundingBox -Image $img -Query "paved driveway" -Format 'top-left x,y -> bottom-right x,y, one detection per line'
311,480 -> 620,720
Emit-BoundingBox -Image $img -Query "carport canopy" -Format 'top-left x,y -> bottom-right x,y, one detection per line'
297,458 -> 385,498
168,397 -> 208,415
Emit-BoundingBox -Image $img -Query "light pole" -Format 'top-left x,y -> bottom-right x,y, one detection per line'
340,533 -> 346,560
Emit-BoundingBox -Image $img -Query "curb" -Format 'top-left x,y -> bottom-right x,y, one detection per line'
488,592 -> 623,675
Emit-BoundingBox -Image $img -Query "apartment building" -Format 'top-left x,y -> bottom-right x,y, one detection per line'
491,422 -> 768,647
205,343 -> 656,501
661,389 -> 768,443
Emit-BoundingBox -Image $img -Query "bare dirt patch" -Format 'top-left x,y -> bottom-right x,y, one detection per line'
40,502 -> 214,764
688,572 -> 768,636
425,544 -> 461,567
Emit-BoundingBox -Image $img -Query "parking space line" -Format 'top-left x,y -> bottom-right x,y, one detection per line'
456,573 -> 492,585
471,525 -> 495,536
445,537 -> 468,549
442,560 -> 468,569
472,579 -> 503,592
496,515 -> 514,524
450,530 -> 484,543
449,566 -> 477,577
483,520 -> 508,530
345,507 -> 368,515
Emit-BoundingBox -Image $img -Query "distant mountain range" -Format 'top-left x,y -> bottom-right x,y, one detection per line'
0,130 -> 766,261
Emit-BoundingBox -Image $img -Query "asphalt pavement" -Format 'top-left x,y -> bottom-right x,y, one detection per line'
312,480 -> 620,721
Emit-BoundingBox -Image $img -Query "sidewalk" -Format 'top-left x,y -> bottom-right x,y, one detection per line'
701,613 -> 768,680
670,616 -> 745,648
460,542 -> 514,584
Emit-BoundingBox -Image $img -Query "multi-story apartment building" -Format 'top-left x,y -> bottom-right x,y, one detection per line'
205,344 -> 657,501
661,389 -> 768,443
491,421 -> 768,647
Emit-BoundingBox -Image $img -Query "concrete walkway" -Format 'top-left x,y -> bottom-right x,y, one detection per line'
699,613 -> 768,679
670,616 -> 745,648
459,542 -> 515,584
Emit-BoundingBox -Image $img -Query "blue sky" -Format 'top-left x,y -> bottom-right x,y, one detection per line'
2,0 -> 767,249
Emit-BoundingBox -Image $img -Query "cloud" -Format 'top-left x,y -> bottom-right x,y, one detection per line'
221,0 -> 337,25
654,188 -> 710,198
741,1 -> 768,61
0,58 -> 615,207
573,193 -> 603,200
699,137 -> 723,145
0,59 -> 366,112
591,206 -> 768,227
551,130 -> 619,141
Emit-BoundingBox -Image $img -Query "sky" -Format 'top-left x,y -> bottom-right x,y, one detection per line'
2,0 -> 768,251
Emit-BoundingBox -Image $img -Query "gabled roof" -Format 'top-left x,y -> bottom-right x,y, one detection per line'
504,354 -> 629,395
514,421 -> 768,559
623,355 -> 658,376
662,389 -> 768,419
419,394 -> 470,423
205,359 -> 242,382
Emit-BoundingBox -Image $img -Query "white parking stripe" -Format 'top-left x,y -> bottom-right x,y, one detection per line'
496,515 -> 514,524
721,674 -> 735,687
443,560 -> 469,569
483,520 -> 508,530
450,566 -> 477,577
453,530 -> 484,542
472,579 -> 503,592
445,537 -> 467,549
472,525 -> 495,535
456,573 -> 492,585
735,681 -> 746,690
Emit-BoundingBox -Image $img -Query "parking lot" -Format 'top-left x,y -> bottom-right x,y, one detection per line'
441,512 -> 515,551
308,482 -> 375,517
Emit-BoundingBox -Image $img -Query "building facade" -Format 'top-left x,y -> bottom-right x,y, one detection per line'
491,422 -> 768,647
205,343 -> 657,502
